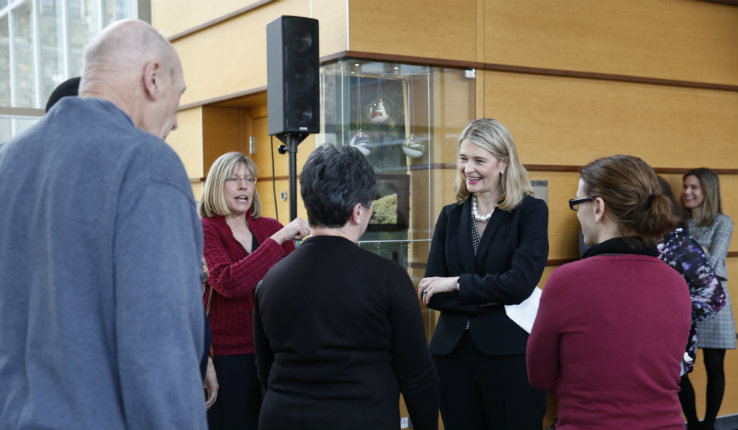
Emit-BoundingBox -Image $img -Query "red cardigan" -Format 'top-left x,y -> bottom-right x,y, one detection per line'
202,211 -> 295,355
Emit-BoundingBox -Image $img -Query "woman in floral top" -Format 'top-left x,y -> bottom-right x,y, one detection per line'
658,230 -> 725,373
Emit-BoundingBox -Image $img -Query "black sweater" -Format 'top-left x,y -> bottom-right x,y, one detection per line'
254,235 -> 439,429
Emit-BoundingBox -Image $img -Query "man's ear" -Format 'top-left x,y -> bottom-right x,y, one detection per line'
142,60 -> 162,100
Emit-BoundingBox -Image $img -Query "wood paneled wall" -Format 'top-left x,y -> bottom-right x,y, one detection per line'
484,71 -> 738,168
152,0 -> 268,39
166,107 -> 203,181
484,0 -> 737,86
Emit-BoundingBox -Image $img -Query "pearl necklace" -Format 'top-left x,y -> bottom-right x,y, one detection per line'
472,194 -> 494,223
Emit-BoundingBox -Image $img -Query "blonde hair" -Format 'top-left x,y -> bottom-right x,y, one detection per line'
683,168 -> 723,227
198,152 -> 262,219
455,118 -> 533,211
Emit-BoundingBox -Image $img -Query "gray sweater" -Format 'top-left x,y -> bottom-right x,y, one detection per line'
0,97 -> 207,429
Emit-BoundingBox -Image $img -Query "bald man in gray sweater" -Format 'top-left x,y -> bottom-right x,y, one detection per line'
0,19 -> 207,429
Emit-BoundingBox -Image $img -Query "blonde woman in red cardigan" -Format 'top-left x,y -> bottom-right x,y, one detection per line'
199,152 -> 309,430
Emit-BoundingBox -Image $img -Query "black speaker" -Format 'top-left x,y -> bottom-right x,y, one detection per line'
267,16 -> 320,136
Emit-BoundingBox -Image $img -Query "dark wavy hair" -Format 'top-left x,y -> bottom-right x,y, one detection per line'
580,155 -> 679,246
300,145 -> 376,228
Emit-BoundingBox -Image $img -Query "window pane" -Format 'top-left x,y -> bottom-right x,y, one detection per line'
0,117 -> 12,142
39,2 -> 64,107
14,116 -> 39,134
0,15 -> 10,105
102,0 -> 120,27
67,0 -> 99,76
11,1 -> 35,107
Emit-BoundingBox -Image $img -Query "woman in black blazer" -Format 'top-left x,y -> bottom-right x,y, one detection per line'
418,118 -> 549,429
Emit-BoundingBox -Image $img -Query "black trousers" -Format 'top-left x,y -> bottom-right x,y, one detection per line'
433,331 -> 546,430
207,354 -> 262,430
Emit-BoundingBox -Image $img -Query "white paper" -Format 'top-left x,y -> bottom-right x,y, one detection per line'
504,287 -> 542,334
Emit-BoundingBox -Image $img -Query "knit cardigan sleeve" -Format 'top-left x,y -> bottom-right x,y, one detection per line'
202,215 -> 295,298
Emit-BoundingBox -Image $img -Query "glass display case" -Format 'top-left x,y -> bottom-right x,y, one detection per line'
320,60 -> 432,265
320,58 -> 475,269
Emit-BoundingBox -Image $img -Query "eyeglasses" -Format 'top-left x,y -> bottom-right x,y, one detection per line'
569,196 -> 595,211
226,176 -> 256,185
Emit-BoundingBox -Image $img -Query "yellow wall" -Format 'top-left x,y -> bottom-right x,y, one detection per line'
152,0 -> 266,38
346,0 -> 737,86
167,107 -> 204,180
348,0 -> 478,62
485,0 -> 737,85
484,72 -> 738,168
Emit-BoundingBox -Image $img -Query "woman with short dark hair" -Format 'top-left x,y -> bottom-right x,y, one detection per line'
253,144 -> 439,430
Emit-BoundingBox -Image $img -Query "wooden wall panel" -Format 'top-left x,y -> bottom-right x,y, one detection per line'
720,175 -> 738,252
202,106 -> 247,175
348,0 -> 477,62
191,182 -> 203,202
485,0 -> 738,86
310,0 -> 350,56
256,178 -> 308,224
163,0 -> 349,108
529,171 -> 581,261
484,71 -> 738,169
430,68 -> 476,164
167,107 -> 203,179
152,0 -> 263,38
170,1 -> 319,107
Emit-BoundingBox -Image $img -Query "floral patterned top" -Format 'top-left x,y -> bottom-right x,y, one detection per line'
658,227 -> 726,374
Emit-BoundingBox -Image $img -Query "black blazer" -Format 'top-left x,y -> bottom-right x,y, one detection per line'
425,195 -> 549,356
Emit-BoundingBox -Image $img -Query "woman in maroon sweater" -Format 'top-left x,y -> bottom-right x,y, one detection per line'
527,155 -> 692,430
199,152 -> 309,430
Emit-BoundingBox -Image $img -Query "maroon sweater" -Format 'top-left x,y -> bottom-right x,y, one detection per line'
527,238 -> 692,430
202,211 -> 295,355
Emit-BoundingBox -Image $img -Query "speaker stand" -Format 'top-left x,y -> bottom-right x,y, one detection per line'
276,133 -> 308,221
